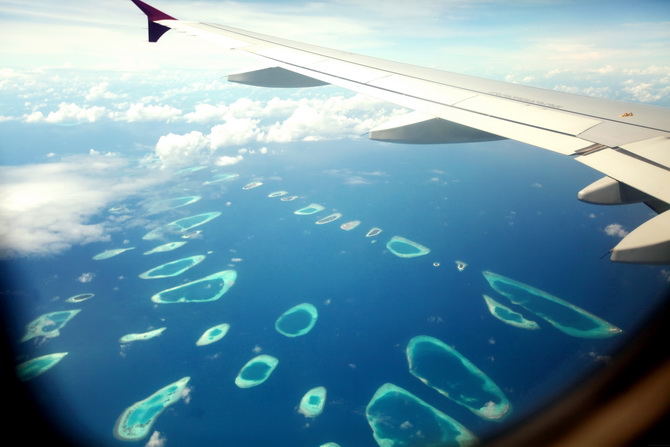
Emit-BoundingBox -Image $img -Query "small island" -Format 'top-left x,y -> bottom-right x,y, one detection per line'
340,220 -> 360,231
275,303 -> 318,337
21,310 -> 81,342
366,383 -> 477,447
268,190 -> 288,198
147,195 -> 201,214
92,247 -> 135,260
167,211 -> 221,233
16,352 -> 68,381
196,323 -> 230,346
119,327 -> 166,343
151,270 -> 237,303
242,181 -> 263,190
365,227 -> 382,237
113,377 -> 191,441
235,355 -> 279,388
386,236 -> 430,258
298,386 -> 327,418
316,213 -> 342,224
143,241 -> 188,255
455,260 -> 468,271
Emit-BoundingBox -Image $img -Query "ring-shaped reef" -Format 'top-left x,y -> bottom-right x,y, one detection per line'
386,236 -> 430,258
113,376 -> 190,441
299,386 -> 327,418
167,211 -> 222,233
176,165 -> 207,175
366,228 -> 382,237
21,309 -> 81,342
139,255 -> 206,279
235,355 -> 279,388
119,327 -> 166,343
455,260 -> 468,271
275,303 -> 318,337
268,190 -> 288,197
280,195 -> 298,201
196,323 -> 230,346
482,271 -> 622,338
366,383 -> 477,447
93,247 -> 135,260
147,195 -> 201,214
203,173 -> 239,184
151,270 -> 237,304
17,352 -> 68,381
482,294 -> 540,330
65,293 -> 94,303
143,241 -> 188,255
320,443 -> 341,447
294,204 -> 325,215
316,213 -> 342,224
406,335 -> 512,421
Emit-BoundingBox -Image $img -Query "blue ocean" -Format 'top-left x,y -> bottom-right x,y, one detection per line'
4,136 -> 668,446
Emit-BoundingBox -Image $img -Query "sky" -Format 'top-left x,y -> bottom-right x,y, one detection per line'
1,0 -> 669,258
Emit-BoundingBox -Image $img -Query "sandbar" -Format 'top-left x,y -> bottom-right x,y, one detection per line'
316,213 -> 342,224
294,204 -> 325,215
196,323 -> 230,346
113,376 -> 190,441
407,335 -> 512,421
21,309 -> 81,342
275,303 -> 318,337
340,220 -> 360,231
119,327 -> 166,343
235,355 -> 279,388
482,294 -> 540,330
143,241 -> 188,255
298,386 -> 327,418
151,270 -> 237,303
139,255 -> 206,279
65,293 -> 94,303
365,228 -> 382,237
386,236 -> 430,258
93,247 -> 135,260
17,352 -> 68,381
366,383 -> 477,447
483,270 -> 622,338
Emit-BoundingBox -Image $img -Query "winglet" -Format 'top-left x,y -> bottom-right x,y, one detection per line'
130,0 -> 176,42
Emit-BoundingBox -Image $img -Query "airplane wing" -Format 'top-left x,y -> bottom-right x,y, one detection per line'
130,0 -> 670,264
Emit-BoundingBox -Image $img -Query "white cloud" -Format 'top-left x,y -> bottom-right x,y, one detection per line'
24,102 -> 106,124
215,155 -> 244,166
154,131 -> 210,168
119,103 -> 182,122
145,431 -> 166,447
76,272 -> 95,283
604,223 -> 629,238
0,154 -> 170,258
85,81 -> 119,101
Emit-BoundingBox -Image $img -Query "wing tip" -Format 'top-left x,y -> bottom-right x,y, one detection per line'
130,0 -> 176,42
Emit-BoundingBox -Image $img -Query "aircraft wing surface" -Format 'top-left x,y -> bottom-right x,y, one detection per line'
130,0 -> 670,264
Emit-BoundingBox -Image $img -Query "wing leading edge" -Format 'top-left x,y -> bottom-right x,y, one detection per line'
129,0 -> 670,264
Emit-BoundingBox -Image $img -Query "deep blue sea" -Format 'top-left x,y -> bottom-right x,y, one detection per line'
4,137 -> 668,446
